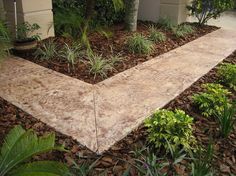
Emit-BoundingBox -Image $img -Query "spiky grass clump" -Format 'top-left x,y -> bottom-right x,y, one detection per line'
148,26 -> 166,43
173,24 -> 195,38
127,33 -> 154,55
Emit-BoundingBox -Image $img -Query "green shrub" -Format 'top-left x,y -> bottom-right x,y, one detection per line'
53,0 -> 125,27
60,42 -> 82,72
54,9 -> 85,40
192,83 -> 231,117
157,17 -> 175,31
218,63 -> 236,91
0,125 -> 69,176
0,19 -> 11,59
148,26 -> 166,43
127,34 -> 154,55
173,24 -> 195,38
34,40 -> 58,60
145,109 -> 195,152
216,100 -> 236,138
87,53 -> 113,79
187,0 -> 234,25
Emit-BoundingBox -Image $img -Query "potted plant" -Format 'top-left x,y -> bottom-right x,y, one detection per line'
14,22 -> 40,51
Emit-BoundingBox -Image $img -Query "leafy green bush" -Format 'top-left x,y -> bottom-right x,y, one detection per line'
0,19 -> 11,59
218,63 -> 236,91
0,125 -> 69,176
87,53 -> 113,79
148,26 -> 166,43
145,109 -> 195,152
60,42 -> 82,72
216,100 -> 236,138
53,0 -> 124,27
192,83 -> 231,117
34,40 -> 58,60
127,34 -> 154,55
173,24 -> 195,38
54,9 -> 85,40
187,0 -> 235,25
157,17 -> 175,31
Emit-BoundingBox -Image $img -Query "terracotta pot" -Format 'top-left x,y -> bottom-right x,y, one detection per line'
14,39 -> 38,51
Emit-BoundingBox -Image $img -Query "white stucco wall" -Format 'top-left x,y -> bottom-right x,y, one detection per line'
138,0 -> 188,24
3,0 -> 54,39
138,0 -> 160,22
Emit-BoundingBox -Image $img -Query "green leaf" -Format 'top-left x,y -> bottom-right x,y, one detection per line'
0,126 -> 65,175
10,161 -> 70,176
0,126 -> 25,170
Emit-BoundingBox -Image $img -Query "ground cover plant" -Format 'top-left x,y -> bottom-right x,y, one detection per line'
145,109 -> 195,152
192,83 -> 232,117
1,51 -> 236,175
15,21 -> 218,84
218,63 -> 236,91
127,33 -> 154,55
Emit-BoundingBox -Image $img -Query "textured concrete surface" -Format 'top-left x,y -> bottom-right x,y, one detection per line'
0,29 -> 236,153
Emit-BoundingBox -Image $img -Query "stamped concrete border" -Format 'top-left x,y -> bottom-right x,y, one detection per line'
1,29 -> 236,153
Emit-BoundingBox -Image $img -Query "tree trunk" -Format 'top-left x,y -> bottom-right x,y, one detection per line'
85,0 -> 96,19
125,0 -> 140,31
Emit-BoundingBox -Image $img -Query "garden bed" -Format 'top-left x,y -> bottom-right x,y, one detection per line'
1,51 -> 235,175
14,22 -> 218,84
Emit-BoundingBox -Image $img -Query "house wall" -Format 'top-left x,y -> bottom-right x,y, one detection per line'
138,0 -> 189,24
138,0 -> 160,22
3,0 -> 54,39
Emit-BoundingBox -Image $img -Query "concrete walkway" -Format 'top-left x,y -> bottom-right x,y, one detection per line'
1,29 -> 236,153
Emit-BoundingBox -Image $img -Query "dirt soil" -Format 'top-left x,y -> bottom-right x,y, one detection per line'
1,48 -> 236,175
14,22 -> 218,84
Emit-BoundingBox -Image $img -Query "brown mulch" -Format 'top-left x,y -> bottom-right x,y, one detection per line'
1,52 -> 236,175
14,22 -> 218,84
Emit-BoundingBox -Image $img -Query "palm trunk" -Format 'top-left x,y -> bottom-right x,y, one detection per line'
124,0 -> 140,31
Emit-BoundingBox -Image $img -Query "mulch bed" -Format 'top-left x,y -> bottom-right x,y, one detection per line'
14,22 -> 218,84
1,48 -> 236,175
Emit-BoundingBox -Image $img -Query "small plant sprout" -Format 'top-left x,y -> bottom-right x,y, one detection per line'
148,26 -> 166,43
127,33 -> 154,55
218,63 -> 236,91
192,83 -> 231,117
216,100 -> 236,138
60,42 -> 81,72
87,53 -> 113,79
34,39 -> 57,60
